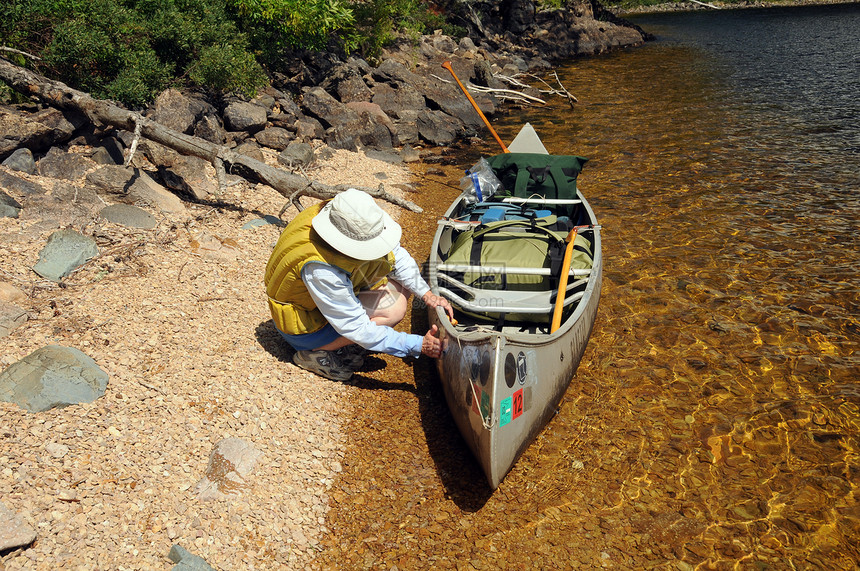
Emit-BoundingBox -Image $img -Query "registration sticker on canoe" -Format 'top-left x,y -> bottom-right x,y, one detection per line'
512,389 -> 524,420
500,389 -> 524,427
500,397 -> 512,426
480,390 -> 491,420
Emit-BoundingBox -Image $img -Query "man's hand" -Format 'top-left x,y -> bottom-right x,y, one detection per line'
422,291 -> 454,320
422,324 -> 443,358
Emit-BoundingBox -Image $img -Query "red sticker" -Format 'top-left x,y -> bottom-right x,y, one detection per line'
512,389 -> 523,420
471,382 -> 480,415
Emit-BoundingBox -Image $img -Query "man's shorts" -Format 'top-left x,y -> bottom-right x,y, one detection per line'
277,323 -> 340,351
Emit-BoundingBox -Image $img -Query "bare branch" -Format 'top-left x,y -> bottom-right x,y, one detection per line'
0,47 -> 40,60
430,73 -> 546,105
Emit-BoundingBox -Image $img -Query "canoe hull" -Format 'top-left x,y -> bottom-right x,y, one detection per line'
429,192 -> 602,489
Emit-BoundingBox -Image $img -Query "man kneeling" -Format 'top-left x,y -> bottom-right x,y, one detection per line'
265,189 -> 453,381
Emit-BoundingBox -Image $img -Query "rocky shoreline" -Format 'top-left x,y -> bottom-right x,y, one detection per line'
0,4 -> 647,569
617,0 -> 857,14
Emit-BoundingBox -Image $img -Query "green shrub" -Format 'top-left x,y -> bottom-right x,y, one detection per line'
351,0 -> 463,61
229,0 -> 358,54
0,0 -> 266,106
188,44 -> 270,98
0,0 -> 463,106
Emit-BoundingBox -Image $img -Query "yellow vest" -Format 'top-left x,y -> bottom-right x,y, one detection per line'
265,201 -> 396,335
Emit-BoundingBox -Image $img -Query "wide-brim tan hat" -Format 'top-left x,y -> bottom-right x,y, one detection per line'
312,189 -> 402,260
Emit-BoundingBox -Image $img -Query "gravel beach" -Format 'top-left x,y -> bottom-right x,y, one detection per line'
0,145 -> 414,569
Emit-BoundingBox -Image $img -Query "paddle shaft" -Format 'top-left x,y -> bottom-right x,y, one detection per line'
551,226 -> 581,332
442,61 -> 509,153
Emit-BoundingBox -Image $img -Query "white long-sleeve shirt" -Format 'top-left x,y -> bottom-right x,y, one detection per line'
301,244 -> 431,358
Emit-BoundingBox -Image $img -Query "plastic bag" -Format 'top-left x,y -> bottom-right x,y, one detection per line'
459,157 -> 502,202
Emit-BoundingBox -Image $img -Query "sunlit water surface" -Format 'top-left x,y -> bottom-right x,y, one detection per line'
318,5 -> 859,569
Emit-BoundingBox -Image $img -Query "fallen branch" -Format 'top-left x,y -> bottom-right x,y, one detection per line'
0,47 -> 40,60
689,0 -> 721,8
507,72 -> 578,106
552,71 -> 578,106
430,73 -> 546,105
0,56 -> 422,213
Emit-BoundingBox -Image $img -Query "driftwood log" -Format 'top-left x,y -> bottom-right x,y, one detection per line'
0,56 -> 422,213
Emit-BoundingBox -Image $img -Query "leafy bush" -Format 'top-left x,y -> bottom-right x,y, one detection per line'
351,0 -> 464,61
188,44 -> 269,97
229,0 -> 357,53
0,0 -> 267,106
0,0 -> 461,105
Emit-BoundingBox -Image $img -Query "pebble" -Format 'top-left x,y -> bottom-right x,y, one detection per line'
45,442 -> 70,458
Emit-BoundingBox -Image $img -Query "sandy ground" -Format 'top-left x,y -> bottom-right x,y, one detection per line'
0,145 -> 414,570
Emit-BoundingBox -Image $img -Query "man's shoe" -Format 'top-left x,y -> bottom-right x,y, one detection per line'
292,350 -> 353,381
334,345 -> 366,370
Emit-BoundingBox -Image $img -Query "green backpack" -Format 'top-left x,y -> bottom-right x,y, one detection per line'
485,153 -> 588,201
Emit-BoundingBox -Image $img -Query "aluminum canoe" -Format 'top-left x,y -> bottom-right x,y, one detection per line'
427,186 -> 602,489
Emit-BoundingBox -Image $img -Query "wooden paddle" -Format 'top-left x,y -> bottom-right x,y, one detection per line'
550,226 -> 581,333
442,61 -> 509,154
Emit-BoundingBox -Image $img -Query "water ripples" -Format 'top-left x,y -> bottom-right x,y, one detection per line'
468,4 -> 860,567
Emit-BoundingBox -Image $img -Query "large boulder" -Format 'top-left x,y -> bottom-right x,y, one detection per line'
392,110 -> 420,145
90,136 -> 125,165
157,155 -> 216,201
301,87 -> 360,129
0,345 -> 109,412
233,141 -> 265,162
370,83 -> 426,119
223,101 -> 268,133
416,109 -> 465,146
1,148 -> 36,174
0,170 -> 45,197
86,165 -> 187,215
193,114 -> 227,145
322,62 -> 373,104
37,147 -> 95,181
278,142 -> 315,168
147,89 -> 213,134
15,181 -> 100,225
502,0 -> 536,34
294,117 -> 326,142
0,107 -> 83,160
0,190 -> 22,218
254,127 -> 293,151
370,59 -> 423,86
